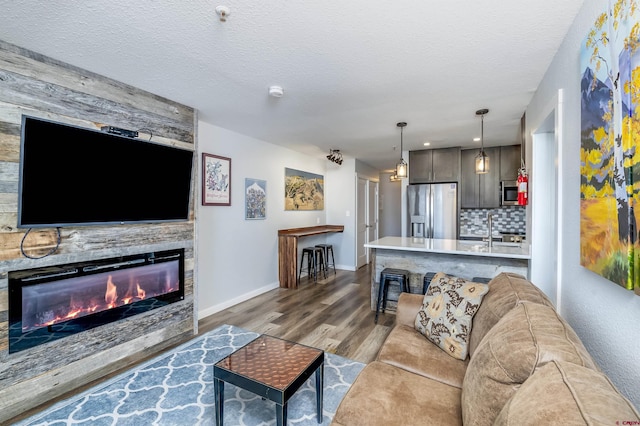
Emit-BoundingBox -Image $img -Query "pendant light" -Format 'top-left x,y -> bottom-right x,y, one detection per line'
395,122 -> 408,178
475,109 -> 489,174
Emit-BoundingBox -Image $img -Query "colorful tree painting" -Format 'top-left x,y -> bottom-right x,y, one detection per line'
580,0 -> 640,294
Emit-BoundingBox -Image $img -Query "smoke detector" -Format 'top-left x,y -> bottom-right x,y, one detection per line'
215,5 -> 230,22
269,85 -> 284,98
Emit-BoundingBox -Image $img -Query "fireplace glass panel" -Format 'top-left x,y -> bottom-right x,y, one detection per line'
9,249 -> 184,353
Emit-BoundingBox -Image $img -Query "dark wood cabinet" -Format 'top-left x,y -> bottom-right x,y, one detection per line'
409,147 -> 461,183
499,145 -> 522,181
460,147 -> 500,208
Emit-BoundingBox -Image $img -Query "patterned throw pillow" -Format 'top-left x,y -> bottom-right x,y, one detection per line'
414,272 -> 489,360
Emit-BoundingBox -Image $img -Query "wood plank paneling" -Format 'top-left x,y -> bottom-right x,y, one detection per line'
0,39 -> 197,423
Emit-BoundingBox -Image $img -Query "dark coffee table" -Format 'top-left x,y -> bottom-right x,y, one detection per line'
213,334 -> 324,426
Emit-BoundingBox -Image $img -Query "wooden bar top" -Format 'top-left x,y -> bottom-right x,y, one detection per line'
278,225 -> 344,288
278,225 -> 345,237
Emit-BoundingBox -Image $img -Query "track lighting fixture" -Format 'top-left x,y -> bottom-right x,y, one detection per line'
327,149 -> 343,165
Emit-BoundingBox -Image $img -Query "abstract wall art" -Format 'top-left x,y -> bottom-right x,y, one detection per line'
284,168 -> 324,211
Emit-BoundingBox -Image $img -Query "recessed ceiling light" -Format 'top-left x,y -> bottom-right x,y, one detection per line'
423,142 -> 431,146
473,137 -> 481,142
268,85 -> 284,97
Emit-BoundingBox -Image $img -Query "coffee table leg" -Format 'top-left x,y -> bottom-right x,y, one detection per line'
276,402 -> 287,426
214,378 -> 224,426
316,363 -> 324,423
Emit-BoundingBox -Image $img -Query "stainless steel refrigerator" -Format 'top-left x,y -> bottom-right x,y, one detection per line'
407,183 -> 458,239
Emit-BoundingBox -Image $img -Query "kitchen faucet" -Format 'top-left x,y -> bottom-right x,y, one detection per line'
487,213 -> 494,248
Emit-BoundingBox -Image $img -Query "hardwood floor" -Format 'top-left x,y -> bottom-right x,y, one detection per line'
9,264 -> 394,424
198,263 -> 394,363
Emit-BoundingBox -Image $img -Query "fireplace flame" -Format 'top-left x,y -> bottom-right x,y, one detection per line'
21,261 -> 181,334
136,281 -> 146,299
105,275 -> 118,308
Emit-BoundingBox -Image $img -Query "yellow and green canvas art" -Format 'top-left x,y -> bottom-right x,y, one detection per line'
580,0 -> 640,294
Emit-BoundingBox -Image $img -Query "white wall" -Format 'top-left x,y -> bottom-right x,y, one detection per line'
197,121 -> 358,318
379,172 -> 402,237
325,158 -> 357,270
526,0 -> 640,408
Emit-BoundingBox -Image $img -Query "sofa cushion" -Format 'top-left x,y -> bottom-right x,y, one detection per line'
494,360 -> 640,425
396,292 -> 424,327
376,324 -> 469,388
331,361 -> 462,426
469,272 -> 554,357
414,272 -> 489,360
461,302 -> 597,426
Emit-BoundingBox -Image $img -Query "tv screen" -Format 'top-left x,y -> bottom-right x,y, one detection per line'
18,116 -> 194,228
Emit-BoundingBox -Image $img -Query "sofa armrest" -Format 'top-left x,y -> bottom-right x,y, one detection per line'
396,293 -> 424,327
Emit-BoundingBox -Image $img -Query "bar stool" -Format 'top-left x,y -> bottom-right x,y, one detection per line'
375,268 -> 410,323
298,247 -> 325,283
423,272 -> 438,294
315,244 -> 336,275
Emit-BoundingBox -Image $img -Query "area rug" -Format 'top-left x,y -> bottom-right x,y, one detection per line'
18,324 -> 365,425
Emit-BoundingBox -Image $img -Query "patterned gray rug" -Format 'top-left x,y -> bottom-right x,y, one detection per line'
18,324 -> 365,425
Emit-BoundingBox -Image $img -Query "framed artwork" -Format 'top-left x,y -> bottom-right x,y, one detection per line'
202,153 -> 231,206
284,168 -> 324,211
580,0 -> 640,294
245,178 -> 266,220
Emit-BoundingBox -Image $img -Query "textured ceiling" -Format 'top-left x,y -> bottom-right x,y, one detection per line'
0,1 -> 584,171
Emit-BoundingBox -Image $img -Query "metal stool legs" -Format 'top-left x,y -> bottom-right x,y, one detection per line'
298,247 -> 325,283
315,244 -> 336,275
375,268 -> 410,323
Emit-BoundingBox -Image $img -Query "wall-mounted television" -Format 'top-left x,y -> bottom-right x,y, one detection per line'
18,115 -> 195,228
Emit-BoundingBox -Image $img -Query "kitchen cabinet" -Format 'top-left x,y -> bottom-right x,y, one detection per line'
499,145 -> 521,181
409,147 -> 461,184
460,147 -> 500,208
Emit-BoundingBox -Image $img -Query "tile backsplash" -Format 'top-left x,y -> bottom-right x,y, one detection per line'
460,206 -> 526,236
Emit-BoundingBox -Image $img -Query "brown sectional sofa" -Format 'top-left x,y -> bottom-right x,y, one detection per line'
332,272 -> 639,425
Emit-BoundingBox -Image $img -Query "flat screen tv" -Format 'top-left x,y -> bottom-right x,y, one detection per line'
18,115 -> 194,228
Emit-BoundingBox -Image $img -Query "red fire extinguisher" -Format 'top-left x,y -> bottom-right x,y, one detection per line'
517,169 -> 528,206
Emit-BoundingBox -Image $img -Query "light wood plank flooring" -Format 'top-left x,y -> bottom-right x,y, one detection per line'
10,264 -> 394,424
198,263 -> 394,363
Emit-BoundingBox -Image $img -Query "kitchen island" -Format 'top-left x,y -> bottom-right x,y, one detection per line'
364,236 -> 530,312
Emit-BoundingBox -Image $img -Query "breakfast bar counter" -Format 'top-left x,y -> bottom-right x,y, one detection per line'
364,236 -> 530,311
365,236 -> 531,259
278,225 -> 344,289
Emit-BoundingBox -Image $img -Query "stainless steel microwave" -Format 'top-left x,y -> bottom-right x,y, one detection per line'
501,181 -> 519,206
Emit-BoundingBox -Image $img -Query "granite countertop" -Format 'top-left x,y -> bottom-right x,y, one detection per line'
364,236 -> 531,259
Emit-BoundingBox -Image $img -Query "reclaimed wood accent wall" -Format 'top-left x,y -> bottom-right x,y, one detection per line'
0,40 -> 197,422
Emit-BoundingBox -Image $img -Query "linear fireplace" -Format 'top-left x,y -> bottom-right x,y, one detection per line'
8,249 -> 185,353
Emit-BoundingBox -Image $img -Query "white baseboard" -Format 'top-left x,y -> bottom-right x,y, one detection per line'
197,281 -> 279,320
336,264 -> 357,271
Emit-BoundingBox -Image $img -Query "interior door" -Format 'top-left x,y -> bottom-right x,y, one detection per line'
356,177 -> 367,269
367,181 -> 379,263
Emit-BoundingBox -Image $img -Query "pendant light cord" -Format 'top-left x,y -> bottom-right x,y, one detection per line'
480,114 -> 484,153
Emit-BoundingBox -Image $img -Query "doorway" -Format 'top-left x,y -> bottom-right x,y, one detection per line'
356,176 -> 379,269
